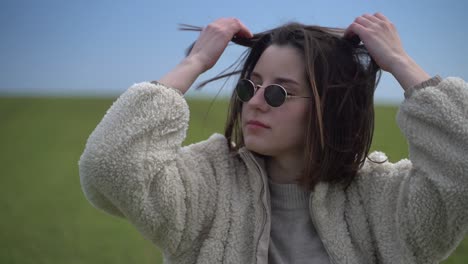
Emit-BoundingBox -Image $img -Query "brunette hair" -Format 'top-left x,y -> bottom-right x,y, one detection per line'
181,22 -> 381,189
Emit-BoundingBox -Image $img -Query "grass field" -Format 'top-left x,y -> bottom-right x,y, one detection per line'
1,96 -> 466,263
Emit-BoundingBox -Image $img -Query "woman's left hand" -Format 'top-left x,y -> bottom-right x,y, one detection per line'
345,13 -> 430,90
344,13 -> 406,73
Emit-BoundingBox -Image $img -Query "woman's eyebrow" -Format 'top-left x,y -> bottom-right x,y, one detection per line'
251,72 -> 262,80
251,72 -> 300,86
275,77 -> 300,86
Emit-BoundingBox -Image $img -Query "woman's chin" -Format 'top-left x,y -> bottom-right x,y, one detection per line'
244,138 -> 273,156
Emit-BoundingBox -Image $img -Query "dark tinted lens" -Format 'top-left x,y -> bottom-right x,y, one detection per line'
264,84 -> 286,107
236,79 -> 255,102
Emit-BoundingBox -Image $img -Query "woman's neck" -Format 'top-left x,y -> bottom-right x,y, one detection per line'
266,154 -> 304,184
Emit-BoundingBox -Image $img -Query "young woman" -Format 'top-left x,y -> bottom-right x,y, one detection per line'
79,13 -> 468,263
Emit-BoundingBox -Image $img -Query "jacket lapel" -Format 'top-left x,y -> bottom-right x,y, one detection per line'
311,183 -> 362,264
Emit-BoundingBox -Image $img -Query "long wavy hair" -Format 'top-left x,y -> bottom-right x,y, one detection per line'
181,22 -> 381,189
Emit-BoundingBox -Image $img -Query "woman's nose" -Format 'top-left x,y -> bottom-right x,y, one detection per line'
247,85 -> 269,111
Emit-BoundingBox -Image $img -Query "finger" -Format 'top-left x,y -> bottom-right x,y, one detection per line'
362,13 -> 382,23
344,22 -> 366,39
344,15 -> 365,38
373,12 -> 396,31
343,24 -> 356,38
354,16 -> 374,28
233,19 -> 253,38
215,18 -> 252,39
374,12 -> 390,22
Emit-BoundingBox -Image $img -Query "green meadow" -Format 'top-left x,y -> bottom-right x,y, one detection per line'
1,96 -> 466,263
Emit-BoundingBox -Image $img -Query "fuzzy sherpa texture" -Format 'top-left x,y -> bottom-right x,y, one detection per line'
79,77 -> 468,264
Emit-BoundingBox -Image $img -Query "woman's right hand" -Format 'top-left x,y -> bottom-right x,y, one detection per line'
158,18 -> 253,94
188,18 -> 253,72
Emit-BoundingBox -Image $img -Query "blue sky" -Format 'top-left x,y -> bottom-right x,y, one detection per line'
1,0 -> 467,102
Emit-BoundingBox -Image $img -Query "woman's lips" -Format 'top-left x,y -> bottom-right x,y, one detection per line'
246,120 -> 271,129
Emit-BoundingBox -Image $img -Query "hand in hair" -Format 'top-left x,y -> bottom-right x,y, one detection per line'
188,18 -> 253,72
344,13 -> 430,90
158,18 -> 253,94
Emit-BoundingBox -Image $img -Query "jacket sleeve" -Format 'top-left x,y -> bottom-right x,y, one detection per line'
78,82 -> 227,253
359,76 -> 468,262
395,76 -> 468,260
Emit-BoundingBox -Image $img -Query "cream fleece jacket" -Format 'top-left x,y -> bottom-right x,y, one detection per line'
79,77 -> 468,264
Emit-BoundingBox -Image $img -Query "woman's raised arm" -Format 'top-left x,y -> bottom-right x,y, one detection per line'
158,18 -> 253,94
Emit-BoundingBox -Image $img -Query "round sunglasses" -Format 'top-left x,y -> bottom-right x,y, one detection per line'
235,79 -> 311,107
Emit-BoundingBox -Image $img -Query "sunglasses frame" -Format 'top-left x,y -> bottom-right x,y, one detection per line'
235,79 -> 311,107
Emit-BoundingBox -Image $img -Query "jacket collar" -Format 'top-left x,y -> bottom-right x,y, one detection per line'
238,147 -> 267,172
237,147 -> 354,264
237,147 -> 271,264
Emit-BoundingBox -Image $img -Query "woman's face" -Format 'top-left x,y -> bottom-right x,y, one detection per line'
241,44 -> 312,158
